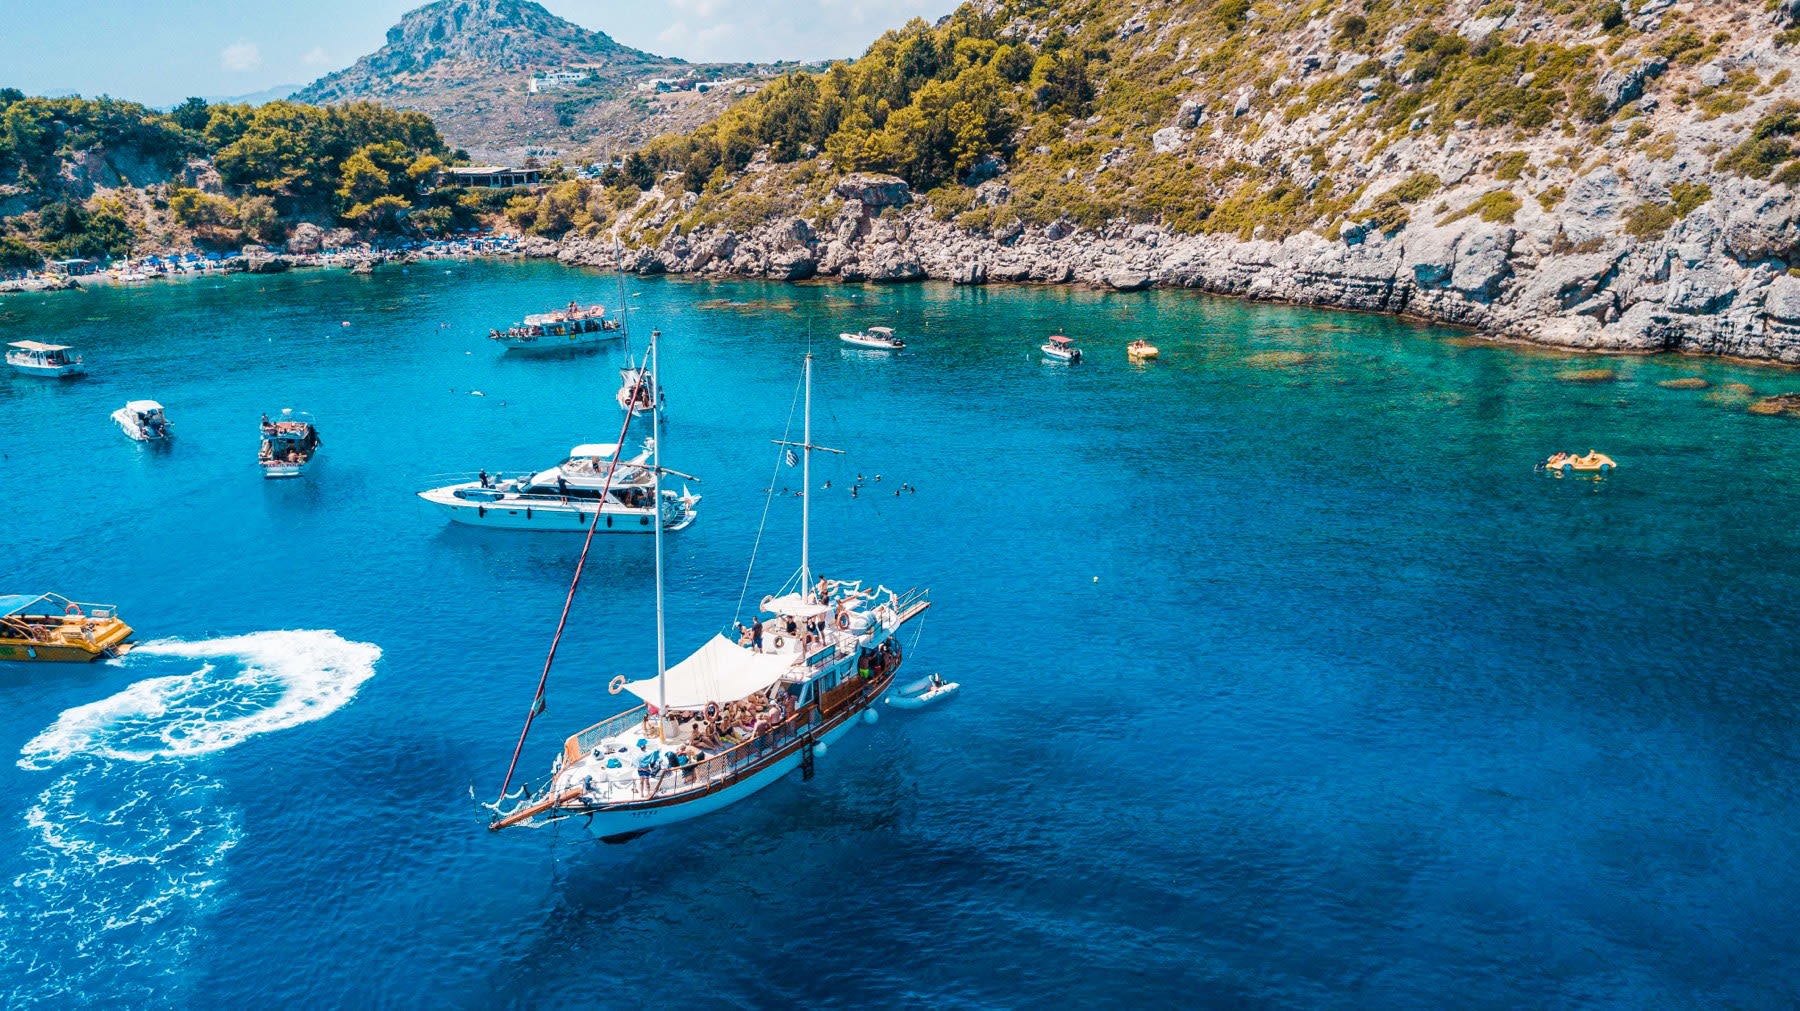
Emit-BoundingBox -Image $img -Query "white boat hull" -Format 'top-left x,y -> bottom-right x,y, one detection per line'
418,485 -> 695,532
839,333 -> 904,351
493,331 -> 621,352
262,461 -> 312,479
111,410 -> 171,442
1041,346 -> 1081,363
577,708 -> 872,840
8,360 -> 84,378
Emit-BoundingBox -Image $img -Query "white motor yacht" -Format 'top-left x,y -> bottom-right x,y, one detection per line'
417,440 -> 698,532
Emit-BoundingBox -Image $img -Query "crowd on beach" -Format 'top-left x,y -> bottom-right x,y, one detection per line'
0,230 -> 523,294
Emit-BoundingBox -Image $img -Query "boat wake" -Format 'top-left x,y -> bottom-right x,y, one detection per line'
18,630 -> 382,768
0,766 -> 240,1006
4,630 -> 379,1005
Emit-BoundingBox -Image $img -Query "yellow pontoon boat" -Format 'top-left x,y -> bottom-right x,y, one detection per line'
0,593 -> 135,662
1540,450 -> 1617,476
1127,339 -> 1160,361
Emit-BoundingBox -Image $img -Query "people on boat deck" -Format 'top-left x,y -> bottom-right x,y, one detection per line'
929,672 -> 945,689
556,475 -> 569,500
751,619 -> 763,652
478,468 -> 491,488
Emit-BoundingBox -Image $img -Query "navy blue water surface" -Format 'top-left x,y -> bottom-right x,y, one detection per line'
2,261 -> 1799,1008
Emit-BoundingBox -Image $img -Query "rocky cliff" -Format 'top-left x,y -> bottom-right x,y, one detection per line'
548,0 -> 1800,364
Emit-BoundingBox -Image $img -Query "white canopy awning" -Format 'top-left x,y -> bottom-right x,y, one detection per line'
125,400 -> 163,412
621,634 -> 790,711
568,443 -> 619,459
761,593 -> 828,618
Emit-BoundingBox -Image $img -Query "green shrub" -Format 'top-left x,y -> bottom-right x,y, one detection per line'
1623,201 -> 1676,238
1443,188 -> 1523,224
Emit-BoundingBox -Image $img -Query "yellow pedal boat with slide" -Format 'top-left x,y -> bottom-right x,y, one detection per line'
0,593 -> 135,662
1127,339 -> 1160,361
1540,450 -> 1617,476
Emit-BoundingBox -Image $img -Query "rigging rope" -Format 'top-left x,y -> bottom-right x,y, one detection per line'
494,372 -> 653,806
731,365 -> 806,625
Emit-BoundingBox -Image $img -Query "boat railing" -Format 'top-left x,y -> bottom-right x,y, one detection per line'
565,705 -> 652,767
649,704 -> 827,800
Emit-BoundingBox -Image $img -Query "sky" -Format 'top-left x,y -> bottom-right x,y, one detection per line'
0,0 -> 952,107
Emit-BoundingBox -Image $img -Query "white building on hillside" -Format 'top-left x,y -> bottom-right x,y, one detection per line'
528,69 -> 589,94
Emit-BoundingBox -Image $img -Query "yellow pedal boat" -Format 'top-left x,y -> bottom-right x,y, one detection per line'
1127,339 -> 1160,361
1540,450 -> 1617,476
0,593 -> 135,662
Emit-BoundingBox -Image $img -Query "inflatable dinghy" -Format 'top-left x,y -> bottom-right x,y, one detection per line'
887,675 -> 959,709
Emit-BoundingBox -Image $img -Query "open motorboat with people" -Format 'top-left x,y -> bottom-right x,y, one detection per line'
259,409 -> 321,478
1127,339 -> 1160,361
489,300 -> 622,351
886,672 -> 958,708
112,400 -> 173,441
0,593 -> 134,663
488,350 -> 930,842
5,340 -> 85,377
417,438 -> 699,532
1042,335 -> 1083,363
840,325 -> 906,351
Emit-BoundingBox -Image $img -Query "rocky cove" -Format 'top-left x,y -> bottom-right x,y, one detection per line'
538,168 -> 1800,366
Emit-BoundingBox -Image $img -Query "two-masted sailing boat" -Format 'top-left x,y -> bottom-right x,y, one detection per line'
489,349 -> 929,842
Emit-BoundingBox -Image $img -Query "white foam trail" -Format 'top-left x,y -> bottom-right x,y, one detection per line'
1,767 -> 240,1006
18,630 -> 381,770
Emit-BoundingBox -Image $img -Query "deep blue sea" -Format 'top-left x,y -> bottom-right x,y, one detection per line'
3,259 -> 1800,1008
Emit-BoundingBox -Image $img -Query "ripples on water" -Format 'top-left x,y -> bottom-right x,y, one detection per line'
1,262 -> 1799,1007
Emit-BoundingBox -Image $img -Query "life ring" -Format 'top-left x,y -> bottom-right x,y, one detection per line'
608,674 -> 627,695
64,603 -> 82,617
772,635 -> 785,649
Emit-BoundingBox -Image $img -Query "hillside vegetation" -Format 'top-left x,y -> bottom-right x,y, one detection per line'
0,92 -> 482,268
515,0 -> 1798,247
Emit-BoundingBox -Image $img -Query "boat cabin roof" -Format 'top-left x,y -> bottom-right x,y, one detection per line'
568,443 -> 620,459
125,400 -> 164,412
8,340 -> 72,352
868,326 -> 895,335
1048,335 -> 1075,344
0,592 -> 76,617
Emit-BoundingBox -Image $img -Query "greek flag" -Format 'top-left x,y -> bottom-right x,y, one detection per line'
785,448 -> 798,467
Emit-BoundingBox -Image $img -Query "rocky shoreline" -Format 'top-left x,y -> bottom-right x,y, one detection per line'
537,172 -> 1800,366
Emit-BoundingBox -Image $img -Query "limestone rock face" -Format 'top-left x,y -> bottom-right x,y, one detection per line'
285,223 -> 325,255
831,173 -> 912,209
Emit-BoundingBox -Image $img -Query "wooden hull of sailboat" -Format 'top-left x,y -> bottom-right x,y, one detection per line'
577,668 -> 896,842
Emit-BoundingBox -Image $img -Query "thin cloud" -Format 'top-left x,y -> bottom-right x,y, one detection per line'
220,40 -> 262,73
301,46 -> 331,67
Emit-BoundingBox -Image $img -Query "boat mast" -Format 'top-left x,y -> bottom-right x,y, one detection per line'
801,352 -> 812,590
651,328 -> 668,742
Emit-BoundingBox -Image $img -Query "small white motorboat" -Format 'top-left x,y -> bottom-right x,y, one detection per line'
112,399 -> 173,441
6,340 -> 85,377
840,326 -> 905,351
1042,335 -> 1082,364
886,674 -> 959,709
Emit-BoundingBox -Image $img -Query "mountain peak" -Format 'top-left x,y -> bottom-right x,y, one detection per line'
297,0 -> 663,102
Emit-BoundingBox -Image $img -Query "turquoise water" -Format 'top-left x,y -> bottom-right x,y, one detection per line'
3,260 -> 1800,1007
